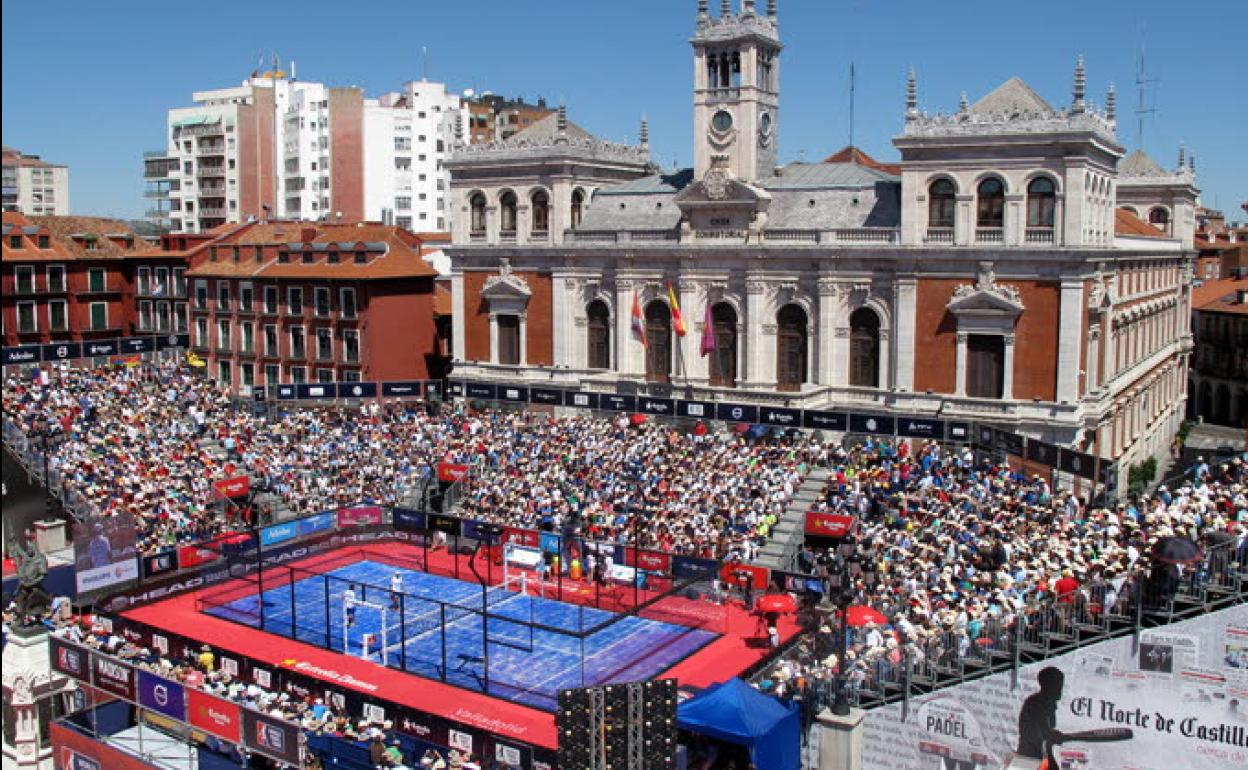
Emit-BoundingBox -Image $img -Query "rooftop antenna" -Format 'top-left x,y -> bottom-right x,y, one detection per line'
848,62 -> 856,152
1135,24 -> 1159,150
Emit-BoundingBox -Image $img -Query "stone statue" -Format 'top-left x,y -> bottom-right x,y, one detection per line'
7,535 -> 51,623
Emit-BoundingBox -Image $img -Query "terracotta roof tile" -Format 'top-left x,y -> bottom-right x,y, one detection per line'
1192,278 -> 1248,315
821,146 -> 901,175
2,213 -> 159,262
1115,208 -> 1168,238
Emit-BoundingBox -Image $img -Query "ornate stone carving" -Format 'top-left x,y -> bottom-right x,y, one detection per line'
704,167 -> 731,201
951,261 -> 1023,306
817,279 -> 838,297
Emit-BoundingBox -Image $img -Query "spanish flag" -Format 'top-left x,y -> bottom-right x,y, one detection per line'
630,290 -> 647,347
667,282 -> 687,337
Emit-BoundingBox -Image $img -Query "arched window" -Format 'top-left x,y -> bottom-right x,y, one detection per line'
469,193 -> 487,234
976,178 -> 1005,228
499,191 -> 518,233
644,300 -> 671,382
776,304 -> 808,392
586,300 -> 610,370
708,303 -> 737,388
928,179 -> 956,229
1148,207 -> 1170,234
530,190 -> 550,234
570,189 -> 585,229
1026,177 -> 1056,228
848,308 -> 880,388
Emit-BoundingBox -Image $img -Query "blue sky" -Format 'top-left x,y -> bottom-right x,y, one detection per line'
3,0 -> 1244,221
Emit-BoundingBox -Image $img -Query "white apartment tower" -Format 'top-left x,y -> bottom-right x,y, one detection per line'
145,68 -> 462,233
2,147 -> 70,216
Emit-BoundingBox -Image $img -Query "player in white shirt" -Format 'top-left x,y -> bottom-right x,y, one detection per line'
344,585 -> 358,627
390,573 -> 403,612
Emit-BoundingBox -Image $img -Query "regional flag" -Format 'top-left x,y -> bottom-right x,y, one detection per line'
630,290 -> 647,347
667,282 -> 687,337
699,303 -> 716,358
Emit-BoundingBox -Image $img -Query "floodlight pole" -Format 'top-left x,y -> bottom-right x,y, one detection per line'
831,567 -> 852,716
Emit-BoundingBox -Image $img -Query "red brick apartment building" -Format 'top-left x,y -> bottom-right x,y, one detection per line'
1,212 -> 187,345
183,221 -> 443,394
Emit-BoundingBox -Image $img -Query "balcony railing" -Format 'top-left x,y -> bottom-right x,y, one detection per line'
975,227 -> 1005,244
196,144 -> 226,156
1025,227 -> 1055,245
176,123 -> 224,138
196,166 -> 226,178
199,207 -> 228,218
924,227 -> 955,244
199,184 -> 226,196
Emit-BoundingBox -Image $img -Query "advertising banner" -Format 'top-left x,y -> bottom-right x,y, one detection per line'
623,549 -> 672,575
242,708 -> 303,766
137,671 -> 186,721
212,475 -> 249,499
381,381 -> 423,398
297,511 -> 336,536
52,723 -> 160,770
720,563 -> 770,592
2,346 -> 41,366
497,385 -> 529,403
897,417 -> 946,440
598,393 -> 636,412
427,513 -> 462,537
675,399 -> 714,420
176,543 -> 222,570
759,406 -> 802,428
336,506 -> 383,528
259,521 -> 299,547
802,409 -> 848,431
50,638 -> 90,680
539,532 -> 562,555
91,653 -> 136,701
671,555 -> 719,582
437,462 -> 470,483
849,413 -> 896,436
460,518 -> 497,543
187,689 -> 242,743
73,513 -> 140,593
392,507 -> 427,532
638,397 -> 675,416
715,402 -> 759,424
804,511 -> 856,537
529,387 -> 563,406
503,527 -> 541,549
862,608 -> 1248,770
336,382 -> 377,399
563,390 -> 599,410
141,550 -> 178,579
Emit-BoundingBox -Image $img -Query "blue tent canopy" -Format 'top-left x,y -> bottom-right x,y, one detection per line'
677,678 -> 801,770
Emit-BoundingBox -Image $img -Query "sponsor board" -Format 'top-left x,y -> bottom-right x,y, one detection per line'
528,387 -> 562,405
392,507 -> 427,532
715,402 -> 759,424
759,406 -> 802,427
242,709 -> 302,765
51,638 -> 89,679
897,417 -> 946,440
336,382 -> 377,399
297,511 -> 336,536
675,400 -> 714,419
336,506 -> 383,527
381,381 -> 423,397
623,549 -> 672,575
259,521 -> 298,547
76,558 -> 140,593
212,475 -> 250,499
186,689 -> 241,743
849,413 -> 896,435
805,511 -> 856,537
91,653 -> 136,700
141,550 -> 178,579
137,671 -> 186,721
802,409 -> 848,431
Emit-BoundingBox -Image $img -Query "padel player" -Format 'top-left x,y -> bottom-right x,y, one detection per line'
344,584 -> 358,627
390,572 -> 403,612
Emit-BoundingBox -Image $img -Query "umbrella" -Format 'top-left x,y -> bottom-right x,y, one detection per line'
844,605 -> 888,628
1150,536 -> 1202,565
756,593 -> 798,614
629,413 -> 647,426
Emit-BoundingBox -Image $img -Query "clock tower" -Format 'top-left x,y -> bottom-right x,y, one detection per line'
691,0 -> 781,184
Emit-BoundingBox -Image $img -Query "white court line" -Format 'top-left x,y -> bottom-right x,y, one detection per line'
377,580 -> 528,663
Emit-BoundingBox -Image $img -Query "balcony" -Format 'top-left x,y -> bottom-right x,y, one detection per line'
975,227 -> 1004,244
196,166 -> 226,179
198,207 -> 227,218
176,123 -> 224,138
196,143 -> 226,157
1025,227 -> 1055,245
199,184 -> 227,196
924,227 -> 955,244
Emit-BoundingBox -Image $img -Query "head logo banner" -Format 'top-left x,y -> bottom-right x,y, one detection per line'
187,689 -> 241,743
137,671 -> 186,721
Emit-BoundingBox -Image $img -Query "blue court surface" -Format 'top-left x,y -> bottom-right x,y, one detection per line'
204,558 -> 716,709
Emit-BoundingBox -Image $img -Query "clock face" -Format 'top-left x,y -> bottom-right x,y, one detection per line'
711,110 -> 734,133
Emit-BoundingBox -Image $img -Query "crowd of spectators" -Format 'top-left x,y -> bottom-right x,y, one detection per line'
754,437 -> 1248,709
3,361 -> 820,560
43,617 -> 479,768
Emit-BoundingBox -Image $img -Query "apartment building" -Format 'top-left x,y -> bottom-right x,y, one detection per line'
2,147 -> 70,215
146,68 -> 462,234
461,93 -> 556,144
184,220 -> 443,394
1,213 -> 185,346
1189,277 -> 1248,428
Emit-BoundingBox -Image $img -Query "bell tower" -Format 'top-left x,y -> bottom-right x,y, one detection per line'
691,0 -> 781,184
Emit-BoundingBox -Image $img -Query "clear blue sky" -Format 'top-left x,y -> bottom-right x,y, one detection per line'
3,0 -> 1244,221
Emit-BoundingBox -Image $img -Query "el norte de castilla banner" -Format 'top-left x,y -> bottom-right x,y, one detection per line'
862,606 -> 1248,769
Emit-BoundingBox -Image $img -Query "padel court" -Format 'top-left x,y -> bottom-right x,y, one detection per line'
196,544 -> 717,710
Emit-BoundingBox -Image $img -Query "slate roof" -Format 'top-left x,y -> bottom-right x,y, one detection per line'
1119,149 -> 1168,178
970,77 -> 1056,117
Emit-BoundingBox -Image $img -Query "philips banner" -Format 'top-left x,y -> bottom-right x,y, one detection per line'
73,512 -> 140,593
862,607 -> 1248,770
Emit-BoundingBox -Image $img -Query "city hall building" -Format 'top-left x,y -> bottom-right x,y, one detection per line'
444,0 -> 1198,477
